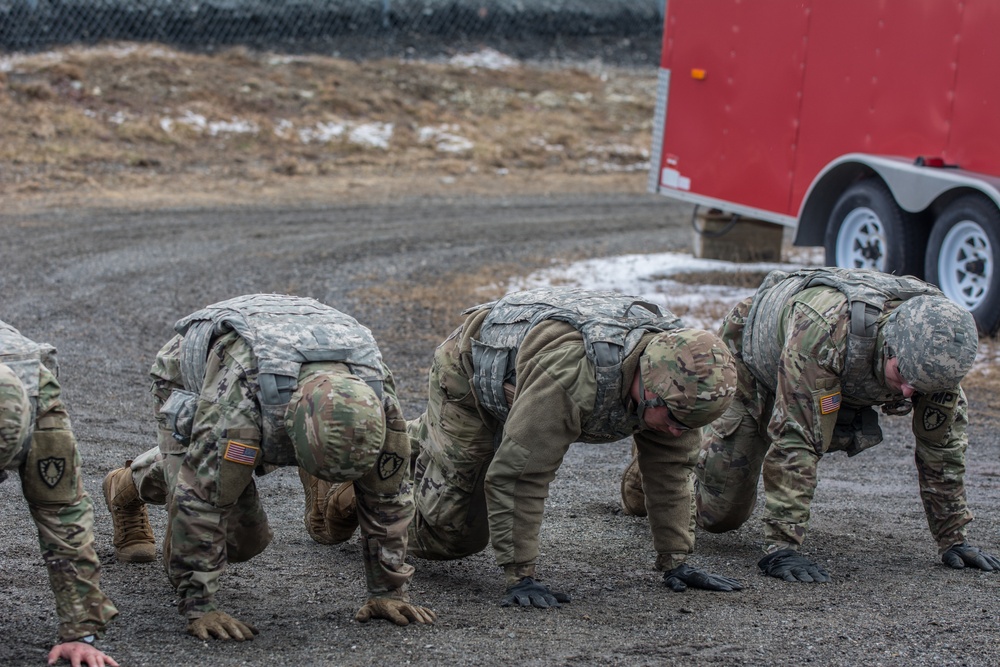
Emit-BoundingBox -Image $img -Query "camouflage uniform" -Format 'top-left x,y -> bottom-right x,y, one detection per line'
697,273 -> 975,555
408,288 -> 735,584
0,321 -> 118,643
129,301 -> 415,621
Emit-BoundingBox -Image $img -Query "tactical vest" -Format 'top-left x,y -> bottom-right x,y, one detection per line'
742,268 -> 942,401
0,319 -> 59,464
165,294 -> 386,464
468,287 -> 681,439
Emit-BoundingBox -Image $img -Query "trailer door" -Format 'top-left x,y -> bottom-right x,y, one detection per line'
659,0 -> 809,216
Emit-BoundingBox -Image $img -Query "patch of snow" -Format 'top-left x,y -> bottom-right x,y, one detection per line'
449,48 -> 519,71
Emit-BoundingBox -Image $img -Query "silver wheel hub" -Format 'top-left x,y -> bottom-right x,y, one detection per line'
837,207 -> 886,270
937,219 -> 993,310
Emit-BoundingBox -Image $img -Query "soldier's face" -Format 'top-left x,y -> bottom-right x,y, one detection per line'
884,357 -> 916,398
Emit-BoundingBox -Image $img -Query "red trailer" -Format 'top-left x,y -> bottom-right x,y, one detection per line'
648,0 -> 1000,334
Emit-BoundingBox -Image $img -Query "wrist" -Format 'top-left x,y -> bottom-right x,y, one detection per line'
373,588 -> 409,601
655,553 -> 688,571
64,634 -> 96,645
503,563 -> 536,587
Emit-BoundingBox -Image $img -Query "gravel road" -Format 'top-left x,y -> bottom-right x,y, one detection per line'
2,192 -> 999,666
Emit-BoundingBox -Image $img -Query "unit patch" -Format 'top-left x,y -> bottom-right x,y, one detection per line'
223,440 -> 260,466
922,407 -> 947,432
377,451 -> 404,480
38,457 -> 66,488
819,392 -> 842,415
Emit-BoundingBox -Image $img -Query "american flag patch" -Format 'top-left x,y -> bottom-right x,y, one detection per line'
819,392 -> 842,415
223,440 -> 259,466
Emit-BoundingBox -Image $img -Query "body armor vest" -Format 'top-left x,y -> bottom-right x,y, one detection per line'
166,294 -> 385,464
743,268 -> 941,401
0,319 -> 59,464
469,287 -> 681,439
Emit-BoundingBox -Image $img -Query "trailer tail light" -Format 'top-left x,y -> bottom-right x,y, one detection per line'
914,156 -> 958,169
691,68 -> 707,80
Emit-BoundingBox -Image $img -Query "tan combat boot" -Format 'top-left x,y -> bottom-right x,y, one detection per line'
299,469 -> 359,545
620,451 -> 648,517
103,463 -> 156,562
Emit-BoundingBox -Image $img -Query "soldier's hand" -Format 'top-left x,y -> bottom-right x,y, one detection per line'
942,543 -> 1000,571
758,548 -> 831,583
47,640 -> 120,667
355,597 -> 437,626
663,563 -> 744,592
186,610 -> 259,641
501,577 -> 571,609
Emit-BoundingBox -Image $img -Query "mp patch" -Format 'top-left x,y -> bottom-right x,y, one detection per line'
922,407 -> 947,432
820,392 -> 842,415
377,451 -> 404,480
223,440 -> 260,466
38,457 -> 66,488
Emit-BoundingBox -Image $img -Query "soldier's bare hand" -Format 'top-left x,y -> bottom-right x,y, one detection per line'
942,543 -> 1000,571
355,596 -> 437,625
47,640 -> 120,667
186,610 -> 259,641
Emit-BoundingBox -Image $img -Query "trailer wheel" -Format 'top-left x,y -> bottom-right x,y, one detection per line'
925,194 -> 1000,335
824,180 -> 923,277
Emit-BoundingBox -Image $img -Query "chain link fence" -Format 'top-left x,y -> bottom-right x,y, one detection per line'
0,1 -> 665,63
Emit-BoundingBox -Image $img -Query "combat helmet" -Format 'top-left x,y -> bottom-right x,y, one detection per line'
882,295 -> 978,393
637,328 -> 737,429
284,369 -> 385,482
0,363 -> 31,469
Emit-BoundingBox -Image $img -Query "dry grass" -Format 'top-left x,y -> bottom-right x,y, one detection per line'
660,269 -> 773,289
350,259 -> 552,351
0,43 -> 656,207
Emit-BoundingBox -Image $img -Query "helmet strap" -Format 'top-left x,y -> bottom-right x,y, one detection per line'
635,364 -> 666,430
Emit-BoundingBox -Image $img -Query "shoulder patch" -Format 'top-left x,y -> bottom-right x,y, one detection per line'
223,440 -> 260,466
38,457 -> 65,488
377,451 -> 404,480
820,392 -> 842,415
922,407 -> 947,432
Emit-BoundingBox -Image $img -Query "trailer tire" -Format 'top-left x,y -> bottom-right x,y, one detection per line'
925,194 -> 1000,336
824,180 -> 924,277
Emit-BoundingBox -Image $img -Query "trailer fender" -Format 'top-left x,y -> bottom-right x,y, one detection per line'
795,154 -> 1000,247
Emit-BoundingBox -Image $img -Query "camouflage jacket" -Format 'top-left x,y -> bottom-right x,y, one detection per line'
456,316 -> 700,575
150,330 -> 415,617
0,351 -> 118,641
723,286 -> 972,552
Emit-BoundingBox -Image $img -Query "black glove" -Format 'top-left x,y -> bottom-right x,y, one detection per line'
758,548 -> 830,583
501,577 -> 571,609
663,563 -> 744,592
942,543 -> 1000,571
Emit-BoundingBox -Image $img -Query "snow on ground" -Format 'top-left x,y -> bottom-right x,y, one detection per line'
512,246 -> 824,330
511,246 -> 997,372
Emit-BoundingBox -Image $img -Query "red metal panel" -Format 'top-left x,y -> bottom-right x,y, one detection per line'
949,0 -> 1000,175
659,0 -> 810,213
791,0 -> 964,213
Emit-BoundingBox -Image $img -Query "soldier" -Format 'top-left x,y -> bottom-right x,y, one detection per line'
102,294 -> 435,641
626,267 -> 999,583
0,320 -> 118,666
323,287 -> 741,606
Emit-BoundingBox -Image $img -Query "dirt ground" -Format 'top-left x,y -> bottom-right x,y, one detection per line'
2,44 -> 1000,667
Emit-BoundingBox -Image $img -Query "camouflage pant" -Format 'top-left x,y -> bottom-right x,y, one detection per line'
406,328 -> 495,560
131,435 -> 272,587
694,398 -> 770,534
